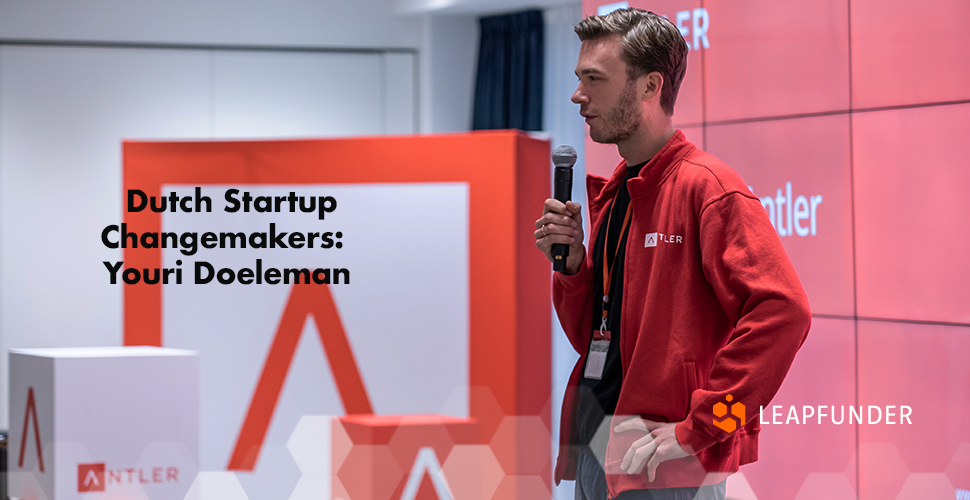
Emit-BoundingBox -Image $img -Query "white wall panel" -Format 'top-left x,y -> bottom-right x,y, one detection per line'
0,45 -> 211,428
0,0 -> 422,50
420,15 -> 477,133
212,50 -> 385,138
383,52 -> 417,134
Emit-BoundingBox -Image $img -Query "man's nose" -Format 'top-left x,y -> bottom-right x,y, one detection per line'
571,85 -> 587,104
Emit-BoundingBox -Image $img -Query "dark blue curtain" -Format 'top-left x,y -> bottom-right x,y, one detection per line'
472,10 -> 544,131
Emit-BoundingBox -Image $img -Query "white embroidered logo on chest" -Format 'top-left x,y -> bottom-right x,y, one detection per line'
645,232 -> 683,247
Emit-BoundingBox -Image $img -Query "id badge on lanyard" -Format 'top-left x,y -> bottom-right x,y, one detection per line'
584,197 -> 631,380
584,321 -> 611,380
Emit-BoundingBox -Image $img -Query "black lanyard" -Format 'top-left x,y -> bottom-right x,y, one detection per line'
599,194 -> 632,333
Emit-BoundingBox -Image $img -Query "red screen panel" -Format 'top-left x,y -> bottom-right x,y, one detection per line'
853,103 -> 970,324
742,317 -> 858,500
851,0 -> 970,109
706,115 -> 855,317
704,0 -> 850,122
857,320 -> 970,499
678,125 -> 703,148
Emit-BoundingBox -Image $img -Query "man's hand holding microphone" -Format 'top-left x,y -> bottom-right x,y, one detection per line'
535,145 -> 585,275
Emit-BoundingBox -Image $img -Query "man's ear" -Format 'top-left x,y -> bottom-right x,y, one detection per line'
641,72 -> 664,104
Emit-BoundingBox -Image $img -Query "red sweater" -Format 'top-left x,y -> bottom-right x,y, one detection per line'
553,132 -> 811,494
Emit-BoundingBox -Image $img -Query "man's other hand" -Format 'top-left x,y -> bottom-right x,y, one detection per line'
534,199 -> 585,275
614,417 -> 690,482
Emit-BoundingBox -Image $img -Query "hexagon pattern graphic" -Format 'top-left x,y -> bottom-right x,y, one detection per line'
724,472 -> 758,500
279,409 -> 561,500
183,471 -> 250,500
855,443 -> 908,500
398,447 -> 455,500
947,443 -> 970,491
895,473 -> 956,500
792,473 -> 856,500
441,445 -> 504,500
488,416 -> 552,477
287,415 -> 336,500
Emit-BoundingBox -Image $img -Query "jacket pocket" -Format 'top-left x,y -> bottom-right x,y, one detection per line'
684,360 -> 698,416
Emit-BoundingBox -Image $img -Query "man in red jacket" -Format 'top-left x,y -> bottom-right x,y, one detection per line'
534,8 -> 811,500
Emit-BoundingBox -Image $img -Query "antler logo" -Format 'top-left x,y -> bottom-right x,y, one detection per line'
18,386 -> 45,472
713,394 -> 745,433
78,463 -> 106,492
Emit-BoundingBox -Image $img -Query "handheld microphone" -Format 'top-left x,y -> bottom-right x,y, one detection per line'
551,145 -> 577,272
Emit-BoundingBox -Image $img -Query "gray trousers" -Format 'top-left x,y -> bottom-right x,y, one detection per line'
574,446 -> 727,500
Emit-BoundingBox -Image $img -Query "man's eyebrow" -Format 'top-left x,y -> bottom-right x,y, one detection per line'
576,68 -> 606,77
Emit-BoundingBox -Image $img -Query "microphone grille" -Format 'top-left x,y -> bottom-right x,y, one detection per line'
552,144 -> 578,168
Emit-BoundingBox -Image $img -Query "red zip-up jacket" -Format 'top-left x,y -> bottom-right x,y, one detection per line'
553,131 -> 811,495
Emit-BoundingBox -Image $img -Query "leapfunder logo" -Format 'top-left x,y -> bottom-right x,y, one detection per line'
759,404 -> 912,425
713,394 -> 745,433
78,462 -> 180,493
713,397 -> 913,432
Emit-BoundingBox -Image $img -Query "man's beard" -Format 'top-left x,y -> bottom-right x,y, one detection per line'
590,81 -> 642,144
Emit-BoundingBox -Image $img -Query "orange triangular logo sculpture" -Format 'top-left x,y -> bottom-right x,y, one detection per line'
228,284 -> 373,471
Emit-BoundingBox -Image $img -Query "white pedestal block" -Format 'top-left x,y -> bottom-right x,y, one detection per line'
8,346 -> 199,500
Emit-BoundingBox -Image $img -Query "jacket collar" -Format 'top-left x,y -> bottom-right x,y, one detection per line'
587,130 -> 695,214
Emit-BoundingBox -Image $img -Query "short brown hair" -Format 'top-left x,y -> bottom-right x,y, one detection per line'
575,8 -> 688,116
